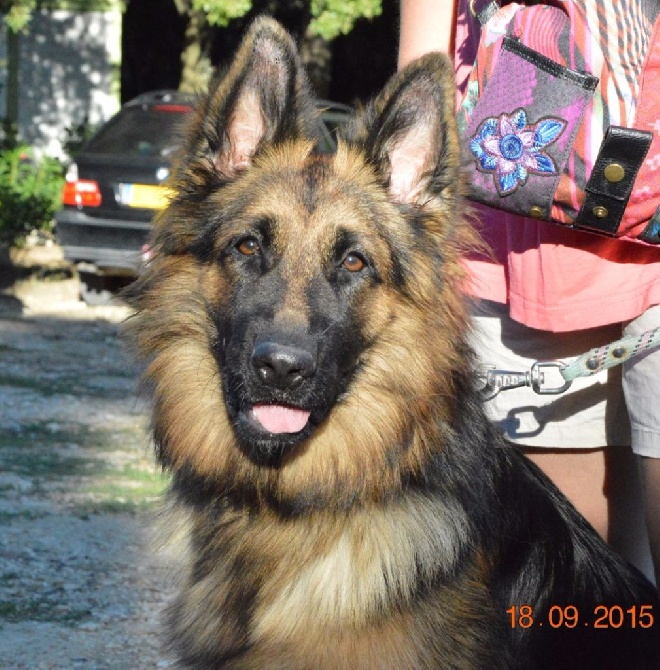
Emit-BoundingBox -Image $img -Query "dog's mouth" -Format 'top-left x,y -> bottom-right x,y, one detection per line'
246,403 -> 311,434
231,401 -> 317,466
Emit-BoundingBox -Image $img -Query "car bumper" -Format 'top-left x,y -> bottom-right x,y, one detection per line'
56,208 -> 152,274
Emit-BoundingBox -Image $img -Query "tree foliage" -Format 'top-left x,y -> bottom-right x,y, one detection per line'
188,0 -> 252,27
183,0 -> 383,40
0,0 -> 115,32
308,0 -> 382,40
1,0 -> 37,31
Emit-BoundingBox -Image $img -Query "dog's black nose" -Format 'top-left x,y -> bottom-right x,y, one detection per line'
252,341 -> 316,389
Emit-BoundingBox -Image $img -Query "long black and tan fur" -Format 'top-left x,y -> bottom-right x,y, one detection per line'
124,17 -> 660,669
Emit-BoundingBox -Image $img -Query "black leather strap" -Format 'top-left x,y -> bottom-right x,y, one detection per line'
503,37 -> 599,90
477,1 -> 499,25
574,126 -> 653,235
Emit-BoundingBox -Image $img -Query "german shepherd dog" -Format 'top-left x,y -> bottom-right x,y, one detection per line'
124,17 -> 660,669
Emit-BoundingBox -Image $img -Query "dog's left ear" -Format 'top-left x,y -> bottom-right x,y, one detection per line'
341,53 -> 461,207
182,16 -> 317,179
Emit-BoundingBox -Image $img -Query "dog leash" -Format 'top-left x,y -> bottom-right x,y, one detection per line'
479,326 -> 660,400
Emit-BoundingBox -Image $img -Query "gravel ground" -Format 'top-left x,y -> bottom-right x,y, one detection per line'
0,286 -> 181,669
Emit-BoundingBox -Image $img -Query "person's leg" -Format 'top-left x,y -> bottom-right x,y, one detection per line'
520,446 -> 648,554
638,457 -> 660,586
622,304 -> 660,586
522,448 -> 610,539
605,446 -> 655,582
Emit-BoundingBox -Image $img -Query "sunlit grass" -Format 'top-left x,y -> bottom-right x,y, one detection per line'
0,420 -> 165,514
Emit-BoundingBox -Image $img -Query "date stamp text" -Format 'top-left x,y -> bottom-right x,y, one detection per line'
506,604 -> 655,629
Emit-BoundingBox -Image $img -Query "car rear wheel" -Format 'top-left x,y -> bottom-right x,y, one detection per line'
79,273 -> 136,305
79,271 -> 114,306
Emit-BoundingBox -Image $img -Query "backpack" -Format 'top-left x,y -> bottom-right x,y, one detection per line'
456,0 -> 660,246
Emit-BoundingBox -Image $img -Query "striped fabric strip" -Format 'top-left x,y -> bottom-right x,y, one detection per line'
560,327 -> 660,381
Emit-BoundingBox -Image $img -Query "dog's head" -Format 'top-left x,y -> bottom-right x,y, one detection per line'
126,17 -> 476,509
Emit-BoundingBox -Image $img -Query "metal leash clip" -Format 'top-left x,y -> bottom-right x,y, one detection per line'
478,361 -> 572,400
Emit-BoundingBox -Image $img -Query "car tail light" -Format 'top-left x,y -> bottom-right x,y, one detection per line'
61,164 -> 102,207
152,104 -> 192,113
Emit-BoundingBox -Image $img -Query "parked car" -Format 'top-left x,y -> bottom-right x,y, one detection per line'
55,91 -> 352,304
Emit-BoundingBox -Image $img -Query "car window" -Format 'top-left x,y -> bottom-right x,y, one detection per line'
85,106 -> 191,157
317,108 -> 351,154
321,111 -> 350,137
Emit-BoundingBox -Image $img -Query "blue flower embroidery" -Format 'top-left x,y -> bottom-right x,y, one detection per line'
470,109 -> 566,196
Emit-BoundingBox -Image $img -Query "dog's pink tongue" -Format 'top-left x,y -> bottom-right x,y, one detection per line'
252,404 -> 310,434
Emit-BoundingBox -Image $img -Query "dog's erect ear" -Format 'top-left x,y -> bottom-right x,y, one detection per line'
183,17 -> 317,179
341,53 -> 461,207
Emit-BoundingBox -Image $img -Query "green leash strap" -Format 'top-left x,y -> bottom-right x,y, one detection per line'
559,327 -> 660,382
479,327 -> 660,399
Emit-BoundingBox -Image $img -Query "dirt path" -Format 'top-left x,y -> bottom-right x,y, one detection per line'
0,293 -> 180,669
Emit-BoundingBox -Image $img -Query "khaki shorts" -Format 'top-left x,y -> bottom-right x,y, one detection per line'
471,302 -> 660,457
622,304 -> 660,458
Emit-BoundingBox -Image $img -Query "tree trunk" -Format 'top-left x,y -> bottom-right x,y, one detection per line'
178,10 -> 213,93
301,29 -> 331,99
5,26 -> 20,127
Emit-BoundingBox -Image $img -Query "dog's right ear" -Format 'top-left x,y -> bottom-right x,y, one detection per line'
179,17 -> 317,181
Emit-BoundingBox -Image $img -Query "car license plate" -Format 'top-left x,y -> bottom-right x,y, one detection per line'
118,183 -> 170,209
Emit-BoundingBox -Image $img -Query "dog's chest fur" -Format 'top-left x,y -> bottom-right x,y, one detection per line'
171,496 -> 506,669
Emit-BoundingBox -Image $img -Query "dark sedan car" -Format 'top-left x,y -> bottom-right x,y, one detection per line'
55,90 -> 351,304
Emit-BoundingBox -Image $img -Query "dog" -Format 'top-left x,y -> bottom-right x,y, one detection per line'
124,17 -> 660,669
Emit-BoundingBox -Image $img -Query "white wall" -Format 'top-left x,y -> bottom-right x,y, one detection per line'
0,9 -> 121,159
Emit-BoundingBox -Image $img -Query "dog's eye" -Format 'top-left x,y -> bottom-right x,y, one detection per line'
342,252 -> 367,273
236,237 -> 260,256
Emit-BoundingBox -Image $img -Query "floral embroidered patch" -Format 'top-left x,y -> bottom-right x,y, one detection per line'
469,109 -> 567,196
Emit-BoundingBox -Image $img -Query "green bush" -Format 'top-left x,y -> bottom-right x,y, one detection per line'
63,116 -> 96,162
0,146 -> 64,248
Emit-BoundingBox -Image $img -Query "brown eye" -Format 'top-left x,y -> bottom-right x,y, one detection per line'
342,252 -> 366,273
237,237 -> 260,256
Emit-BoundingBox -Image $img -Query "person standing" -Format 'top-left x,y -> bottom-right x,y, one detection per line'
399,0 -> 660,585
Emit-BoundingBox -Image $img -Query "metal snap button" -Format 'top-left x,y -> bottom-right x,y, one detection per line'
603,163 -> 625,183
